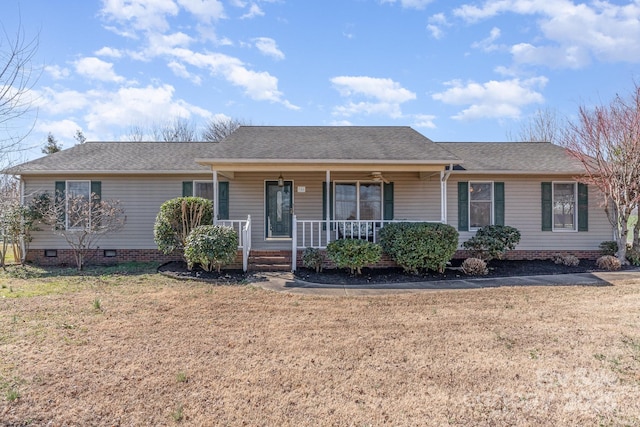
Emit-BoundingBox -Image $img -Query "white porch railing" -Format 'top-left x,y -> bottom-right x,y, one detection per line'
218,215 -> 251,272
292,218 -> 443,271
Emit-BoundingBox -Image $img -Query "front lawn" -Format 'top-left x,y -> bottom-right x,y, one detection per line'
1,264 -> 639,425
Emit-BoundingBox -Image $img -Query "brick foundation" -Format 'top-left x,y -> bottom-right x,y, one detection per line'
27,248 -> 602,269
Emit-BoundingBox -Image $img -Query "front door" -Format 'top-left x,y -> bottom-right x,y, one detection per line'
265,181 -> 292,238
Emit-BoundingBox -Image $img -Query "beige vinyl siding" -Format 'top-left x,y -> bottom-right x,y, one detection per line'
23,174 -> 215,250
447,175 -> 612,251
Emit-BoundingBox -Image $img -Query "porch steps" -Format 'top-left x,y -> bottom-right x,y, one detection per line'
248,251 -> 292,272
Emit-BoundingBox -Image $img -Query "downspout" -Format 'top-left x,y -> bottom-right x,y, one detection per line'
440,164 -> 453,223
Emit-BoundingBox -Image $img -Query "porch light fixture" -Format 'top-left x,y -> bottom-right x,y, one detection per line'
278,173 -> 284,187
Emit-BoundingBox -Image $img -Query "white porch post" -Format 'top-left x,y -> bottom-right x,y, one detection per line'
440,164 -> 453,223
212,170 -> 219,225
325,170 -> 331,245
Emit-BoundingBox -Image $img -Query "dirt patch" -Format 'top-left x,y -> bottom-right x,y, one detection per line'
1,267 -> 640,426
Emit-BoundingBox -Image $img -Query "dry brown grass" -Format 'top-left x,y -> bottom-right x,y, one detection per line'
1,265 -> 640,426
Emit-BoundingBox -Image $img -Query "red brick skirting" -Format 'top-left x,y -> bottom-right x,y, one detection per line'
26,248 -> 601,269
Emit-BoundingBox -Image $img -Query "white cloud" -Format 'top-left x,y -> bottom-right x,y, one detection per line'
472,27 -> 502,52
37,89 -> 91,114
177,0 -> 225,22
432,77 -> 547,120
168,61 -> 202,84
253,37 -> 284,60
331,76 -> 416,118
454,0 -> 640,67
45,65 -> 70,80
412,114 -> 437,129
100,0 -> 179,33
95,46 -> 123,58
427,13 -> 449,39
380,0 -> 434,10
240,3 -> 265,19
74,57 -> 125,83
35,119 -> 82,145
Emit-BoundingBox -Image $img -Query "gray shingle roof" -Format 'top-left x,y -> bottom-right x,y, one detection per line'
200,126 -> 460,162
4,127 -> 585,175
437,142 -> 586,174
5,142 -> 213,174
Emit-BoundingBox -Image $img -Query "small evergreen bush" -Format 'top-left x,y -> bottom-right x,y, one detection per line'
379,222 -> 458,274
184,225 -> 238,272
326,238 -> 382,275
596,255 -> 621,271
599,241 -> 618,257
461,258 -> 488,276
302,247 -> 324,272
626,245 -> 640,266
462,225 -> 521,261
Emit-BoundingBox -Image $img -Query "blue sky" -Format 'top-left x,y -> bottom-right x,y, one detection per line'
5,0 -> 640,162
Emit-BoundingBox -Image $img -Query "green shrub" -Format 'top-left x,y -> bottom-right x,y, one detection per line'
154,197 -> 212,256
626,245 -> 640,266
462,225 -> 521,261
302,247 -> 324,273
599,241 -> 618,256
326,238 -> 382,275
184,225 -> 238,272
379,222 -> 459,274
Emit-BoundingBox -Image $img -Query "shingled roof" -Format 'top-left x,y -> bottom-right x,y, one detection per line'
437,142 -> 586,174
4,127 -> 585,175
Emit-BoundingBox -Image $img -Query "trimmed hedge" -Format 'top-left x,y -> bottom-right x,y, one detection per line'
326,238 -> 382,275
380,222 -> 459,274
184,225 -> 238,272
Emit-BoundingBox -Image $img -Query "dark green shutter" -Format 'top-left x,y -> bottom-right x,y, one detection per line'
578,183 -> 588,232
55,181 -> 66,227
218,181 -> 229,220
541,182 -> 552,231
182,181 -> 193,197
494,182 -> 504,226
458,182 -> 468,231
383,182 -> 394,220
322,182 -> 333,230
91,181 -> 101,201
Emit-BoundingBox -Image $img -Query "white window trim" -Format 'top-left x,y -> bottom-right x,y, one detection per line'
552,181 -> 578,232
65,180 -> 91,230
334,181 -> 383,221
468,181 -> 494,230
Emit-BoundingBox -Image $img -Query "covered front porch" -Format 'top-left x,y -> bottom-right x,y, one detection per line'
201,165 -> 455,272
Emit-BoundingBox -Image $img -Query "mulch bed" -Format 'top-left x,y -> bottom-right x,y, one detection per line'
159,258 -> 622,285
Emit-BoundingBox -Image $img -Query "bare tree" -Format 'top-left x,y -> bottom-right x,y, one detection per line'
508,108 -> 562,143
124,117 -> 198,142
0,21 -> 39,168
201,117 -> 247,142
560,84 -> 640,264
39,192 -> 126,270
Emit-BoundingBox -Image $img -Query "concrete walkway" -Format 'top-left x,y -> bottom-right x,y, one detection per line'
255,269 -> 640,296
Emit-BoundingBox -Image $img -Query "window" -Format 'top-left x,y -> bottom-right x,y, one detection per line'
66,180 -> 91,229
335,182 -> 382,220
194,181 -> 213,199
553,182 -> 576,231
469,182 -> 492,229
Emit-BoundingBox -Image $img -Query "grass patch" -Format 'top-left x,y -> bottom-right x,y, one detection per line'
0,269 -> 639,425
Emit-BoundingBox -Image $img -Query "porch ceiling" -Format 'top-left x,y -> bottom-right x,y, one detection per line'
195,159 -> 452,173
